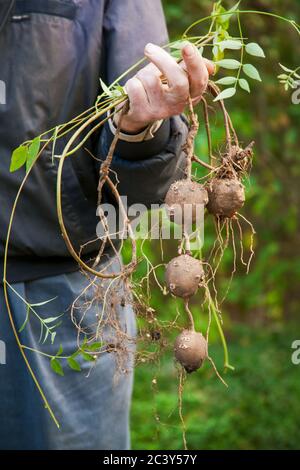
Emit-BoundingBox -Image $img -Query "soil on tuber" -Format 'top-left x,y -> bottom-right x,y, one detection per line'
165,254 -> 205,299
207,178 -> 245,218
174,329 -> 208,373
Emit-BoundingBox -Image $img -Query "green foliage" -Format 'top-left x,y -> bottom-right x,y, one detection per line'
214,86 -> 236,101
10,136 -> 41,173
245,42 -> 265,58
50,358 -> 64,377
278,64 -> 300,91
243,63 -> 262,81
67,357 -> 81,372
132,323 -> 300,449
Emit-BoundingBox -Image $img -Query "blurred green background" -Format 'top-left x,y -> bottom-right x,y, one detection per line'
131,0 -> 300,450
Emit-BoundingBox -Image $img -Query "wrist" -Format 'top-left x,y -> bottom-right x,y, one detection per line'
108,109 -> 164,143
114,114 -> 151,134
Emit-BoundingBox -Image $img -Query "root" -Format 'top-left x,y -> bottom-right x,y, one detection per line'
204,285 -> 213,342
97,102 -> 129,205
238,213 -> 256,273
235,215 -> 247,268
178,367 -> 188,450
184,299 -> 195,331
211,217 -> 230,276
184,96 -> 199,180
229,218 -> 237,277
207,355 -> 228,388
201,96 -> 213,164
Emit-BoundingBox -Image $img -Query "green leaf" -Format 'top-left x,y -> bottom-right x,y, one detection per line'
216,6 -> 230,27
42,329 -> 49,344
212,45 -> 224,62
216,59 -> 241,70
214,87 -> 236,101
239,78 -> 250,93
50,358 -> 64,376
19,305 -> 30,333
100,79 -> 112,97
277,74 -> 289,80
245,42 -> 265,58
51,332 -> 57,344
67,357 -> 81,372
218,39 -> 242,51
279,63 -> 293,73
43,314 -> 63,324
111,85 -> 124,98
56,344 -> 64,357
10,146 -> 28,172
215,76 -> 237,85
26,136 -> 40,173
227,0 -> 241,14
85,342 -> 103,351
48,321 -> 62,331
30,296 -> 57,307
80,352 -> 96,362
243,64 -> 262,81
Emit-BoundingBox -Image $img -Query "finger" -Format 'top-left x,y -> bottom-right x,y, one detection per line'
181,43 -> 209,98
136,68 -> 164,108
179,44 -> 215,76
144,43 -> 189,97
203,57 -> 216,76
125,77 -> 150,120
138,61 -> 161,78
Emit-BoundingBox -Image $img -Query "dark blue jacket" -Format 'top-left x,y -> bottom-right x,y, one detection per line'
0,0 -> 187,282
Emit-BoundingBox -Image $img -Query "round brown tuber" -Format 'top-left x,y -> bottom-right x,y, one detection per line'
207,178 -> 245,218
165,179 -> 208,224
174,329 -> 208,373
165,254 -> 204,298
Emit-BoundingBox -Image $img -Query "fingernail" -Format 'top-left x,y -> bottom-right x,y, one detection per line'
183,43 -> 195,57
145,43 -> 155,55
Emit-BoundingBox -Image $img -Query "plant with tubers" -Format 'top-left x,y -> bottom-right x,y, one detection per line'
3,0 -> 300,446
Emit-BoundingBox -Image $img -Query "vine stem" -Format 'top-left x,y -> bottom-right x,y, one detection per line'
56,101 -> 137,279
235,12 -> 245,89
183,10 -> 300,38
2,138 -> 60,428
208,82 -> 233,152
207,293 -> 234,372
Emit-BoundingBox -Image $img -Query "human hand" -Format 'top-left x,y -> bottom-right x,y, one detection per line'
114,42 -> 215,134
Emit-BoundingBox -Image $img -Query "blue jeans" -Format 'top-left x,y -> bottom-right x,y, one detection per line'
0,261 -> 136,450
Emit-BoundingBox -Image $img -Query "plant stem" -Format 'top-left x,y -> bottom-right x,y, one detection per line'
21,345 -> 68,360
208,294 -> 234,372
235,12 -> 245,89
184,10 -> 300,38
3,139 -> 60,428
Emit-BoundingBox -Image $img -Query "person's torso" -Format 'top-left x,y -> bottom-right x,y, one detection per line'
0,0 -> 107,259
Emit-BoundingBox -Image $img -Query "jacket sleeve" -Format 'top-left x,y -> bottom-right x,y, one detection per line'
98,0 -> 188,207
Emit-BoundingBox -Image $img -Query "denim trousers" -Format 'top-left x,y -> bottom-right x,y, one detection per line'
0,260 -> 136,450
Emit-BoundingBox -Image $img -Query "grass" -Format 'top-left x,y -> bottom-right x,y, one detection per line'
131,322 -> 300,449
